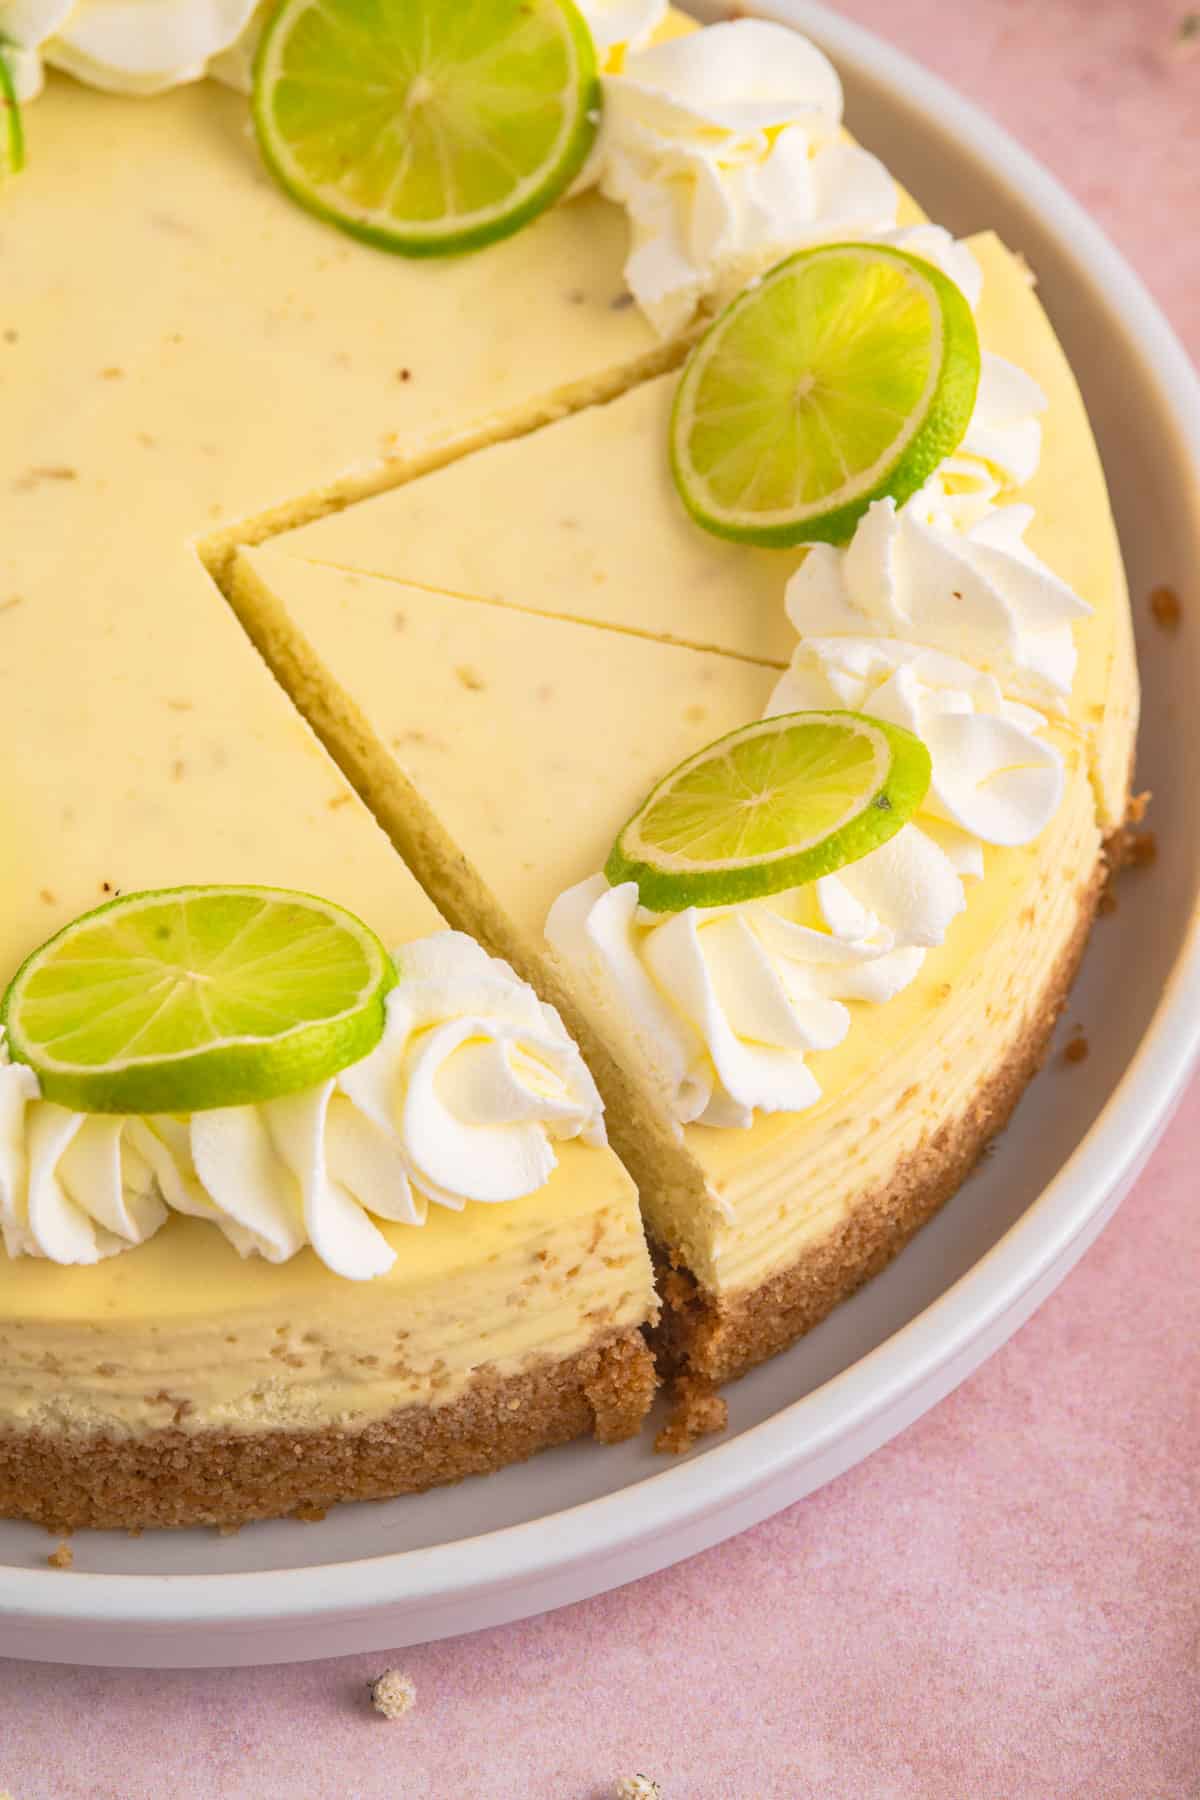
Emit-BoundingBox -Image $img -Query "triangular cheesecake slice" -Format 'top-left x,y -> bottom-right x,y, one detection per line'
247,232 -> 1136,828
230,550 -> 1102,1403
0,70 -> 668,1531
0,512 -> 657,1529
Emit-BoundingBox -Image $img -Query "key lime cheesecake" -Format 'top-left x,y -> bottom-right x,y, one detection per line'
0,0 -> 1138,1518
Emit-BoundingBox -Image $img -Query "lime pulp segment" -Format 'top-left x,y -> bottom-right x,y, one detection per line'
671,243 -> 981,548
252,0 -> 600,256
0,47 -> 24,180
605,711 -> 932,912
1,886 -> 397,1115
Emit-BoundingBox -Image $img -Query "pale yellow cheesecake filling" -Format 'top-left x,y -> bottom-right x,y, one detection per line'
219,212 -> 1133,1319
669,740 -> 1098,1291
253,234 -> 1134,827
0,1 -> 1135,1441
0,1142 -> 651,1436
226,551 -> 1106,1304
0,70 -> 666,1419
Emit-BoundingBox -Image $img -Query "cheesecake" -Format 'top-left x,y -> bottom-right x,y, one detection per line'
0,42 -> 681,1531
229,227 -> 1132,1407
244,231 -> 1135,825
0,0 -> 1138,1529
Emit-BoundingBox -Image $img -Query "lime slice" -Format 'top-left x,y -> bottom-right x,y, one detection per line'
1,886 -> 397,1115
605,711 -> 932,912
0,47 -> 24,181
671,243 -> 981,548
252,0 -> 600,258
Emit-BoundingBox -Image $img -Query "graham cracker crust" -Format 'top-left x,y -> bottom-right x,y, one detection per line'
652,854 -> 1107,1424
0,1328 -> 656,1532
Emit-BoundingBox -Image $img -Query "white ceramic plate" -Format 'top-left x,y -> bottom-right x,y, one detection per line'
2,0 -> 1198,1668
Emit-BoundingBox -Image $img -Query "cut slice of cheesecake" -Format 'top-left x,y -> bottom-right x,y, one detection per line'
0,73 -> 670,1532
252,369 -> 798,666
0,497 -> 657,1529
229,549 -> 1104,1398
0,506 -> 657,1530
245,232 -> 1136,826
0,1143 -> 655,1531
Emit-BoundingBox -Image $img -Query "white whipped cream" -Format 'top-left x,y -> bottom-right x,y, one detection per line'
547,559 -> 1072,1131
877,222 -> 983,311
0,934 -> 604,1279
907,353 -> 1048,533
579,19 -> 903,337
1,0 -> 259,99
769,638 -> 1064,852
784,495 -> 1091,711
548,863 -> 937,1130
579,0 -> 666,70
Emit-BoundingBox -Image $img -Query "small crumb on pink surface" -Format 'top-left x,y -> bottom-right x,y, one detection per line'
369,1670 -> 416,1721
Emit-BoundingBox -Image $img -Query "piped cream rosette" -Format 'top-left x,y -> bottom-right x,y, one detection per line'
0,933 -> 605,1278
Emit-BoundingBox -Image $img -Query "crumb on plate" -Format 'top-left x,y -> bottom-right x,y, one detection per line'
1149,585 -> 1182,632
655,1374 -> 728,1454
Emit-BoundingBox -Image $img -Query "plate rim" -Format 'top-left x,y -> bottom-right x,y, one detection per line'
3,0 -> 1199,1638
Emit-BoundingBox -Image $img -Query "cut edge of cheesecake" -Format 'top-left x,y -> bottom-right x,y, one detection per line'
196,329 -> 695,590
226,549 -> 1115,1426
0,1132 -> 660,1530
218,232 -> 1139,829
227,546 -> 722,1250
0,1329 -> 656,1532
653,845 -> 1106,1394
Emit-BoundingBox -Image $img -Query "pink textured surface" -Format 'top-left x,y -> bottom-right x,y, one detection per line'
2,3 -> 1198,1795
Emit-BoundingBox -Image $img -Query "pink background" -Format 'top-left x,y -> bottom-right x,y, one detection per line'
2,3 -> 1198,1795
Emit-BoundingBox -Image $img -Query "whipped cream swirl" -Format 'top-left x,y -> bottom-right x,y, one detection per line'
770,638 -> 1064,855
0,933 -> 604,1279
548,861 -> 936,1130
1,0 -> 260,100
578,19 -> 906,337
579,0 -> 666,70
784,494 -> 1092,711
547,517 -> 1076,1130
907,353 -> 1048,533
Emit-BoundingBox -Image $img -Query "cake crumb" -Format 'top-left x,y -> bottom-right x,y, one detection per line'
216,1522 -> 241,1537
1104,792 -> 1156,898
1063,1028 -> 1089,1066
1171,11 -> 1200,58
615,1778 -> 662,1800
291,1502 -> 327,1523
369,1669 -> 417,1720
47,1542 -> 74,1570
655,1374 -> 728,1454
1149,584 -> 1182,631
